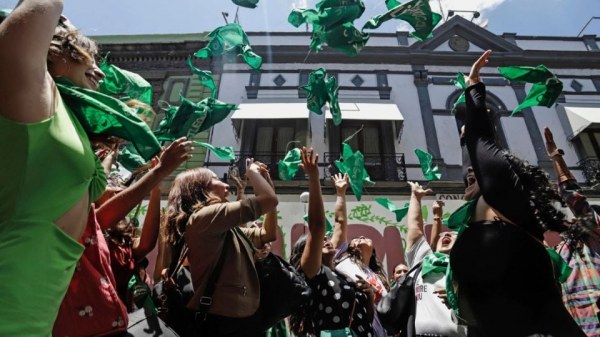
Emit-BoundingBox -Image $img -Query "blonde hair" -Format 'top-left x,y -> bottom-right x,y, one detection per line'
47,26 -> 98,68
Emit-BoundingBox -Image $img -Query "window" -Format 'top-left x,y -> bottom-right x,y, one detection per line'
328,120 -> 403,181
240,119 -> 308,179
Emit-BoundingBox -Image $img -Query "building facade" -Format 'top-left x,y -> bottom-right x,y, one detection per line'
97,16 -> 600,271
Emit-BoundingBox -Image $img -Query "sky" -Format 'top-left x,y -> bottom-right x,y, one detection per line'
1,0 -> 599,37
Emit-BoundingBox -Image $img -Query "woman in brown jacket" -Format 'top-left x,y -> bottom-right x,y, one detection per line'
163,159 -> 278,336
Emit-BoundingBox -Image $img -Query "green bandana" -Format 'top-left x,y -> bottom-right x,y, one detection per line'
386,0 -> 402,9
0,9 -> 12,20
56,78 -> 161,161
447,198 -> 478,233
451,72 -> 467,109
375,198 -> 409,222
278,148 -> 302,181
232,0 -> 259,8
362,0 -> 442,41
288,0 -> 370,56
334,142 -> 374,201
546,248 -> 573,283
497,65 -> 563,115
118,145 -> 147,172
154,96 -> 237,141
98,55 -> 153,105
128,274 -> 157,314
421,252 -> 449,278
415,148 -> 441,181
194,23 -> 263,70
194,141 -> 236,161
303,214 -> 334,236
187,57 -> 216,99
302,68 -> 342,125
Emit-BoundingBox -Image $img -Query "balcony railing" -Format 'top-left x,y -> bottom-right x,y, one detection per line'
204,151 -> 407,182
578,157 -> 600,186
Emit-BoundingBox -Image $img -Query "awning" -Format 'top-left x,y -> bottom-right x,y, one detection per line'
325,102 -> 404,136
564,106 -> 600,140
230,102 -> 310,135
230,101 -> 404,137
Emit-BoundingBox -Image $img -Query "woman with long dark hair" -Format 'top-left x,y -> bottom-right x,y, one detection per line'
449,50 -> 586,337
163,159 -> 278,336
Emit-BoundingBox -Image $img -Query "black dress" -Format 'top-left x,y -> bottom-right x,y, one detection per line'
303,266 -> 374,337
450,82 -> 586,337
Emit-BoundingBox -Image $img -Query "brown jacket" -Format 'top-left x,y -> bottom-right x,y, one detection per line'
185,198 -> 264,317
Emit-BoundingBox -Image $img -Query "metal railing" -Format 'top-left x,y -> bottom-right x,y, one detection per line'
204,151 -> 407,182
578,157 -> 600,186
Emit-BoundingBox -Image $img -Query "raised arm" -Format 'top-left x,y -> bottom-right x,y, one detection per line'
405,181 -> 433,252
97,137 -> 192,230
463,50 -> 533,226
545,127 -> 599,228
429,200 -> 444,250
133,185 -> 161,261
330,173 -> 349,249
0,0 -> 62,122
255,164 -> 278,245
246,159 -> 279,214
300,147 -> 325,279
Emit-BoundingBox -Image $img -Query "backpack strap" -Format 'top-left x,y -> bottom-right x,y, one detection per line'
194,230 -> 233,320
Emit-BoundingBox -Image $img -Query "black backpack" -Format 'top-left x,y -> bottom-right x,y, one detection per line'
376,262 -> 422,336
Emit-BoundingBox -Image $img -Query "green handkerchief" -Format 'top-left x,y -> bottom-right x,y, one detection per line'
415,148 -> 441,181
278,148 -> 302,181
375,197 -> 410,222
334,143 -> 374,201
194,23 -> 263,70
497,65 -> 563,115
194,141 -> 236,161
98,57 -> 153,105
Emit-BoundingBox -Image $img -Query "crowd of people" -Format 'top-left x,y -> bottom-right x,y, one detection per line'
0,1 -> 599,337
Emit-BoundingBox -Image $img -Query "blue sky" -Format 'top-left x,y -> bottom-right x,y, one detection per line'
1,0 -> 599,37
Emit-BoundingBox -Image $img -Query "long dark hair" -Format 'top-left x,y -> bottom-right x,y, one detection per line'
345,244 -> 390,291
162,168 -> 223,246
288,235 -> 314,336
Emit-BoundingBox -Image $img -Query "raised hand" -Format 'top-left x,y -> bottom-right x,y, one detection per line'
466,49 -> 491,86
432,200 -> 445,218
300,147 -> 319,178
332,173 -> 349,195
157,137 -> 193,174
544,127 -> 558,155
408,181 -> 433,200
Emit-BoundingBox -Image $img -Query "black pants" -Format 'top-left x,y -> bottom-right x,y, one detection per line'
450,221 -> 586,337
188,313 -> 264,337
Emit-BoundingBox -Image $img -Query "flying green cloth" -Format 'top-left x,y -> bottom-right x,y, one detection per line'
334,142 -> 374,201
0,9 -> 11,19
497,65 -> 563,115
421,252 -> 449,278
289,0 -> 365,30
98,56 -> 153,105
385,0 -> 401,10
451,72 -> 467,108
278,148 -> 302,181
375,198 -> 409,222
232,0 -> 259,8
118,145 -> 147,172
362,0 -> 442,41
56,78 -> 161,161
546,248 -> 573,283
154,96 -> 236,141
187,57 -> 216,99
194,23 -> 263,70
447,198 -> 477,233
302,68 -> 342,124
319,22 -> 370,56
303,214 -> 334,236
415,148 -> 441,181
194,141 -> 236,161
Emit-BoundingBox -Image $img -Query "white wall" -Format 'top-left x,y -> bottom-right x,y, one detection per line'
516,39 -> 588,51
